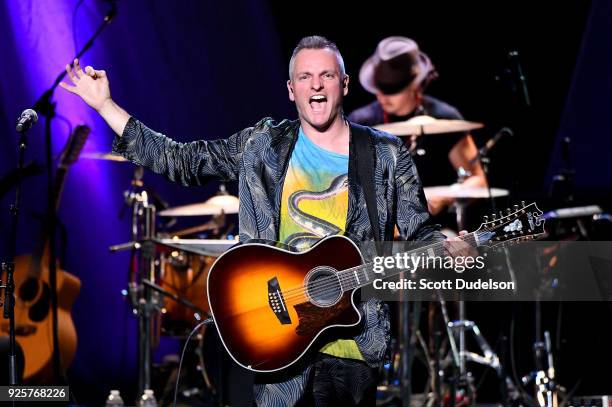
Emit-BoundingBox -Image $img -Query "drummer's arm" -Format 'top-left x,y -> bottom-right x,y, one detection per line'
427,134 -> 486,215
448,134 -> 486,188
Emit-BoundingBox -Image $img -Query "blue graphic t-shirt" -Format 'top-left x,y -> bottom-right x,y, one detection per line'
279,127 -> 349,251
279,128 -> 364,361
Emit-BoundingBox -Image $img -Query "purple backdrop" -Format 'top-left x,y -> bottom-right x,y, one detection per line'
0,0 -> 292,402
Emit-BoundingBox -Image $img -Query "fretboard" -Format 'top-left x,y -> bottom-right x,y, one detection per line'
336,232 -> 481,291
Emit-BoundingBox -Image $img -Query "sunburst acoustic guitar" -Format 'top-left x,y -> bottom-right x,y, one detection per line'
207,202 -> 545,373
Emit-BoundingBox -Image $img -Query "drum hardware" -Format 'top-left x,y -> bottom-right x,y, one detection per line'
521,331 -> 561,407
141,279 -> 209,323
441,134 -> 519,406
447,311 -> 520,404
380,126 -> 518,406
109,163 -> 166,398
408,129 -> 518,407
169,212 -> 226,237
111,215 -> 234,400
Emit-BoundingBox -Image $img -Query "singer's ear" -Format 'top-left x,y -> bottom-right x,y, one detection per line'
287,80 -> 295,102
342,75 -> 349,96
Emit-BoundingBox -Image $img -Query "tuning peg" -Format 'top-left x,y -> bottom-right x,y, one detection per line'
491,214 -> 497,221
521,200 -> 526,207
513,204 -> 519,211
483,215 -> 489,222
506,208 -> 512,215
498,211 -> 504,218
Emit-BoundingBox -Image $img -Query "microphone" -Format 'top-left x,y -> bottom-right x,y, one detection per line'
15,109 -> 39,132
481,127 -> 513,156
470,127 -> 513,165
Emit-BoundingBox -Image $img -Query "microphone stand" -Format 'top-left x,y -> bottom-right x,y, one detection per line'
469,127 -> 513,213
1,128 -> 31,384
26,4 -> 117,383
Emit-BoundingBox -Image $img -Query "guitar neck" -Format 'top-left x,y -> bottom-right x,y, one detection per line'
337,232 -> 481,292
52,166 -> 69,211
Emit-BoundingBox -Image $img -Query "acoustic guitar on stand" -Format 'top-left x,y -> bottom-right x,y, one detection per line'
2,125 -> 89,382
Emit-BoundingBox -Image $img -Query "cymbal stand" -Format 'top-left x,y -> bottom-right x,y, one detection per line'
138,203 -> 158,396
440,195 -> 518,406
115,166 -> 161,397
521,329 -> 560,407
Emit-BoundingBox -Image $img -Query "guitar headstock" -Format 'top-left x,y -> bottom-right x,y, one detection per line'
474,202 -> 545,248
59,125 -> 90,168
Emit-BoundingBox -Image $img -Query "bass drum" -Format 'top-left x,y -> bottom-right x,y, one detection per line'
158,250 -> 214,337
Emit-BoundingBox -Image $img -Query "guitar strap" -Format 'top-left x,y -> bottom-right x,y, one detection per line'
352,123 -> 384,255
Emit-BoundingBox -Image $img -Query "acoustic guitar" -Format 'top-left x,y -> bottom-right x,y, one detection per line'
207,202 -> 545,373
1,125 -> 89,382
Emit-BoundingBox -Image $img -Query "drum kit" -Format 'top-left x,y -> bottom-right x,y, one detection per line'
83,153 -> 241,400
373,116 -> 521,406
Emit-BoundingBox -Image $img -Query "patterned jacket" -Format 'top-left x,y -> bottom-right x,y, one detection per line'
112,116 -> 445,367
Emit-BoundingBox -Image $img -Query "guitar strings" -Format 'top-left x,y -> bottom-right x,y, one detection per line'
280,232 -> 484,303
220,236 -> 467,316
281,238 -> 459,302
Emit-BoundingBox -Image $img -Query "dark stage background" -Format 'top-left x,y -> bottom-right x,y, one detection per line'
1,0 -> 611,405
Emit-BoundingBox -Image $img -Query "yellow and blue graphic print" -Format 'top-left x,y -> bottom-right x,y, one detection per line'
279,127 -> 349,251
279,128 -> 364,361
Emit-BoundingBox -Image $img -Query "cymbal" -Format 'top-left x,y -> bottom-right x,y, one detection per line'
81,152 -> 129,162
204,194 -> 240,213
159,194 -> 239,216
374,115 -> 484,136
424,184 -> 509,199
156,238 -> 238,257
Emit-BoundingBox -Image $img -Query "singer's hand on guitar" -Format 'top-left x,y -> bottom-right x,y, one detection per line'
444,230 -> 478,259
60,58 -> 130,136
60,59 -> 110,111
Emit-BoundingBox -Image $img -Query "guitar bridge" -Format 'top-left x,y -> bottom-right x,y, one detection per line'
268,277 -> 291,325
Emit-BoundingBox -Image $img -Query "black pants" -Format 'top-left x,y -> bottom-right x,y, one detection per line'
298,354 -> 378,407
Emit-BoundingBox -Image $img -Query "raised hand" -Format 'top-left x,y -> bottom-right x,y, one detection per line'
59,59 -> 130,135
60,59 -> 111,111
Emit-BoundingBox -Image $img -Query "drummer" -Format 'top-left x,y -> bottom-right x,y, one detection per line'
349,36 -> 486,218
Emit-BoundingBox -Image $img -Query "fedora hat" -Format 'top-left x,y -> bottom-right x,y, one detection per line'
359,36 -> 436,95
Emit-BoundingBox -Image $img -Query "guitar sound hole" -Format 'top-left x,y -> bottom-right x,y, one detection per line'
29,283 -> 50,322
305,266 -> 342,307
19,278 -> 39,302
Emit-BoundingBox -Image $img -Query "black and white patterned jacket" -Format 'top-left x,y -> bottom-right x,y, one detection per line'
112,116 -> 445,367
